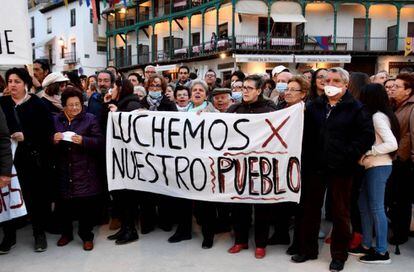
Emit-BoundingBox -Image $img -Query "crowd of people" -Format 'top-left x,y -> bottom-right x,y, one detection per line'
0,60 -> 413,272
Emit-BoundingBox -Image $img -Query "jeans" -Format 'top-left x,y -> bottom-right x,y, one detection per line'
358,165 -> 392,254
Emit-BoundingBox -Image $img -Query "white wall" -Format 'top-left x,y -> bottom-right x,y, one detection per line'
29,1 -> 106,76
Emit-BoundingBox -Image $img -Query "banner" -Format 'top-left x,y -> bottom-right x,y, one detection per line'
107,103 -> 304,204
0,0 -> 32,65
0,141 -> 27,223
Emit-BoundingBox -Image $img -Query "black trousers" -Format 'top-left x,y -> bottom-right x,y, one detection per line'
172,198 -> 193,235
231,203 -> 270,248
112,190 -> 139,231
386,160 -> 414,242
58,195 -> 101,242
296,173 -> 353,261
270,202 -> 296,239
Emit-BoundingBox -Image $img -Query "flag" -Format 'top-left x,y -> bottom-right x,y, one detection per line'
79,0 -> 83,5
314,36 -> 330,51
86,0 -> 90,6
405,37 -> 413,57
91,0 -> 98,22
123,0 -> 127,6
103,0 -> 107,7
63,0 -> 69,7
30,0 -> 36,8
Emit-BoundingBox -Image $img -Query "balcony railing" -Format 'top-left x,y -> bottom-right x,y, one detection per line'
112,35 -> 406,68
64,52 -> 78,64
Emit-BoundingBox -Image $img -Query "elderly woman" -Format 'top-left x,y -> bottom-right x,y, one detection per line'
276,76 -> 309,110
53,88 -> 104,251
0,68 -> 54,254
41,72 -> 69,114
168,80 -> 219,248
174,85 -> 190,112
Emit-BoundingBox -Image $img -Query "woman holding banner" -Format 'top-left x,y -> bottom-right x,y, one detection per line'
0,68 -> 54,254
169,79 -> 220,248
226,74 -> 278,259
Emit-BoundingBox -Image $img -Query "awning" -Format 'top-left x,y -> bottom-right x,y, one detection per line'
233,54 -> 294,63
271,1 -> 306,23
294,55 -> 351,63
155,64 -> 179,72
34,36 -> 55,48
236,0 -> 268,16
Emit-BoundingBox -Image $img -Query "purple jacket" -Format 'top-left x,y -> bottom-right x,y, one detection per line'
53,110 -> 104,199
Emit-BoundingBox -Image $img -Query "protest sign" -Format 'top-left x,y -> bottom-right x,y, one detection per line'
0,0 -> 32,65
107,103 -> 304,204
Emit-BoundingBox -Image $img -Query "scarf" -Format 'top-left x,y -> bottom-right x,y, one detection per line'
187,101 -> 208,112
43,93 -> 63,110
146,95 -> 163,111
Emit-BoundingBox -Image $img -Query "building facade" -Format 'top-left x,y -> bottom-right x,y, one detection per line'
29,0 -> 107,76
105,0 -> 414,78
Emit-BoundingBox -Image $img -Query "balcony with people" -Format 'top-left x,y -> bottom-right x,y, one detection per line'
106,0 -> 414,68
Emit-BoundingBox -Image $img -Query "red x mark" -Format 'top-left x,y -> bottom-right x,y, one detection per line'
262,116 -> 290,149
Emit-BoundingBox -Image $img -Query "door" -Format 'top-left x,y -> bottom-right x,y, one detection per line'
387,25 -> 397,51
408,22 -> 414,37
152,34 -> 158,60
138,44 -> 149,64
296,23 -> 305,49
353,18 -> 370,51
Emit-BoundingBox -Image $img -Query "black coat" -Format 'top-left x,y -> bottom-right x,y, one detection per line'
140,95 -> 178,112
0,107 -> 12,176
303,91 -> 375,175
117,94 -> 142,112
227,96 -> 278,114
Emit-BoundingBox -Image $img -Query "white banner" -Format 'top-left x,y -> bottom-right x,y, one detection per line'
107,103 -> 304,204
0,141 -> 27,223
0,0 -> 32,65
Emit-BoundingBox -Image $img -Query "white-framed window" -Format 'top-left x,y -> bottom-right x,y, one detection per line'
70,9 -> 76,27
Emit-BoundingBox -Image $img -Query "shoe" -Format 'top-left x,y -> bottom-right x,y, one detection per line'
359,251 -> 391,264
34,234 -> 47,252
291,254 -> 318,263
329,259 -> 345,272
201,238 -> 213,249
228,243 -> 248,254
255,247 -> 266,259
267,234 -> 290,245
389,236 -> 408,245
286,245 -> 298,255
83,241 -> 94,251
109,218 -> 121,230
115,229 -> 139,245
348,245 -> 374,256
107,229 -> 125,241
168,232 -> 192,243
158,223 -> 172,232
57,235 -> 73,247
0,238 -> 16,255
349,232 -> 363,249
141,226 -> 155,235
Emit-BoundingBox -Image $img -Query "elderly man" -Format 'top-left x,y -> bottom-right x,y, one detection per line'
212,88 -> 232,112
373,71 -> 388,85
292,67 -> 375,272
269,71 -> 293,104
144,65 -> 157,80
387,73 -> 414,246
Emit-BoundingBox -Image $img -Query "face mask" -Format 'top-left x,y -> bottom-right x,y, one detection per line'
232,92 -> 243,103
324,86 -> 343,97
275,82 -> 288,93
149,91 -> 162,99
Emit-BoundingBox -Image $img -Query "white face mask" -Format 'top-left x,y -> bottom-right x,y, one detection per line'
149,90 -> 162,99
232,92 -> 243,103
324,85 -> 343,97
276,82 -> 288,93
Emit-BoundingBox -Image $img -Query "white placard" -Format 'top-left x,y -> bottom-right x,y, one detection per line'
0,0 -> 32,65
107,103 -> 304,204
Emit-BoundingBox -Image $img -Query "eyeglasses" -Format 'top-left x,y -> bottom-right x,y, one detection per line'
205,74 -> 216,78
242,86 -> 256,91
149,84 -> 162,89
286,88 -> 302,93
66,103 -> 82,108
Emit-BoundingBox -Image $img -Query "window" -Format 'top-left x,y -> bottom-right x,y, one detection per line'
70,9 -> 76,27
218,23 -> 228,39
192,33 -> 200,46
32,43 -> 35,60
97,37 -> 107,52
30,17 -> 35,38
47,17 -> 52,34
